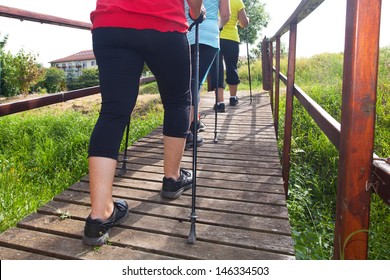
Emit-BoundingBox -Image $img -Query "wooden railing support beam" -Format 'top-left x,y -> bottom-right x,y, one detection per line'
274,37 -> 281,140
281,22 -> 297,197
269,41 -> 274,113
333,0 -> 382,260
261,38 -> 271,91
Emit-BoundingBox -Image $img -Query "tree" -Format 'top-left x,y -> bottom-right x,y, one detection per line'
0,33 -> 8,51
239,0 -> 270,45
68,67 -> 99,90
0,33 -> 8,96
0,49 -> 44,96
41,67 -> 67,93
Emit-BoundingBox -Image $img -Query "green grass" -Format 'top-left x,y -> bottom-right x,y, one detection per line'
0,97 -> 163,232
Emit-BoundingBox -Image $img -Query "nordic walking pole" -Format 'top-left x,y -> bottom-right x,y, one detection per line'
118,117 -> 131,177
188,11 -> 204,244
245,28 -> 252,104
213,50 -> 219,143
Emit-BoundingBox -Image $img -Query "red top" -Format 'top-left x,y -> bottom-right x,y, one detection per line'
90,0 -> 188,33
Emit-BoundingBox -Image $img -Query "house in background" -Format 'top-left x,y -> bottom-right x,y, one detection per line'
49,50 -> 96,78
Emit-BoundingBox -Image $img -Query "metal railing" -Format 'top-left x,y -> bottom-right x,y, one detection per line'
261,0 -> 389,259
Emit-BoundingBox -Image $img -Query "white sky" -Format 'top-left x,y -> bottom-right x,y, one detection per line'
0,0 -> 389,67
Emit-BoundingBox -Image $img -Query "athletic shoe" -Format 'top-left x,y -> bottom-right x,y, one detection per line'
230,96 -> 239,106
190,120 -> 206,133
213,102 -> 225,112
185,131 -> 204,150
83,200 -> 129,246
161,169 -> 193,199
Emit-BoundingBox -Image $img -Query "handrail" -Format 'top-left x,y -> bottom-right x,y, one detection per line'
0,76 -> 156,117
270,0 -> 325,42
263,0 -> 387,260
278,72 -> 341,148
0,5 -> 92,30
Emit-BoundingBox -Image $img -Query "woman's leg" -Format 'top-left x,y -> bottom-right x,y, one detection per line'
144,31 -> 191,180
221,39 -> 240,98
88,28 -> 144,219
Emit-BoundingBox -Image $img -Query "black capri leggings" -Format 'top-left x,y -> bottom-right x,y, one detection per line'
191,43 -> 218,105
88,28 -> 191,160
209,38 -> 241,89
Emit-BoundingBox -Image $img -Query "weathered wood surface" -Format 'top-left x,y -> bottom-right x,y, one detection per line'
0,91 -> 295,260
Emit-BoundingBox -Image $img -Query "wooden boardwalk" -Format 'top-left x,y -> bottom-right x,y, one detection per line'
0,91 -> 295,260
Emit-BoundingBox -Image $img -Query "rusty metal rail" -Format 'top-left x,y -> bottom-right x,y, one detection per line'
262,0 -> 388,260
0,77 -> 155,117
0,5 -> 92,30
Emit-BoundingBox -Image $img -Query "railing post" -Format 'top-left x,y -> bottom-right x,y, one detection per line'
333,0 -> 381,260
274,36 -> 281,140
282,22 -> 297,197
269,41 -> 274,113
261,37 -> 271,91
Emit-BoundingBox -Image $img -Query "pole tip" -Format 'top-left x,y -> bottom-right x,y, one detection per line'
187,232 -> 196,244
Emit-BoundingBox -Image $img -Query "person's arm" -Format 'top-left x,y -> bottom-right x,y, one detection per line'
187,0 -> 203,20
238,8 -> 249,28
219,0 -> 231,30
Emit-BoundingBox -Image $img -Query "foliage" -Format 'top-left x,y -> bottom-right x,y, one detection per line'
67,67 -> 99,90
0,33 -> 8,51
0,49 -> 44,96
38,67 -> 67,93
239,0 -> 270,45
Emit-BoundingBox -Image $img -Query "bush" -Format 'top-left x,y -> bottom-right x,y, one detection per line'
39,67 -> 67,93
0,49 -> 44,96
67,67 -> 99,90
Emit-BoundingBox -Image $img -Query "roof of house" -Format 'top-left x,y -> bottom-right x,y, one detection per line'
49,50 -> 95,63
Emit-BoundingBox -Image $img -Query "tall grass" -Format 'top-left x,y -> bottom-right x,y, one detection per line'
0,96 -> 163,232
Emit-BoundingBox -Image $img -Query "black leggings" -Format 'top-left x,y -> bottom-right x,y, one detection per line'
89,28 -> 191,160
209,38 -> 240,89
191,44 -> 218,105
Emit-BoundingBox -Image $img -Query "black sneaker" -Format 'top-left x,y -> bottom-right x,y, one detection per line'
190,120 -> 206,133
161,169 -> 193,199
82,200 -> 129,246
230,96 -> 239,106
213,102 -> 225,112
185,131 -> 203,150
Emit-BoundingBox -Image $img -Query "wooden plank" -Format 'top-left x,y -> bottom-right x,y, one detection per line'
127,145 -> 281,163
0,246 -> 57,260
71,180 -> 287,207
0,227 -> 175,260
119,153 -> 282,171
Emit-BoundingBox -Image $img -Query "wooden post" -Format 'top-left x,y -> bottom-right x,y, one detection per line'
282,22 -> 297,197
269,41 -> 274,113
333,0 -> 381,260
275,36 -> 281,140
261,38 -> 271,90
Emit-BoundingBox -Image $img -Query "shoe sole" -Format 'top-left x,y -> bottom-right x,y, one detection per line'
83,232 -> 110,246
82,205 -> 129,246
161,183 -> 192,199
160,182 -> 193,199
185,141 -> 204,150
